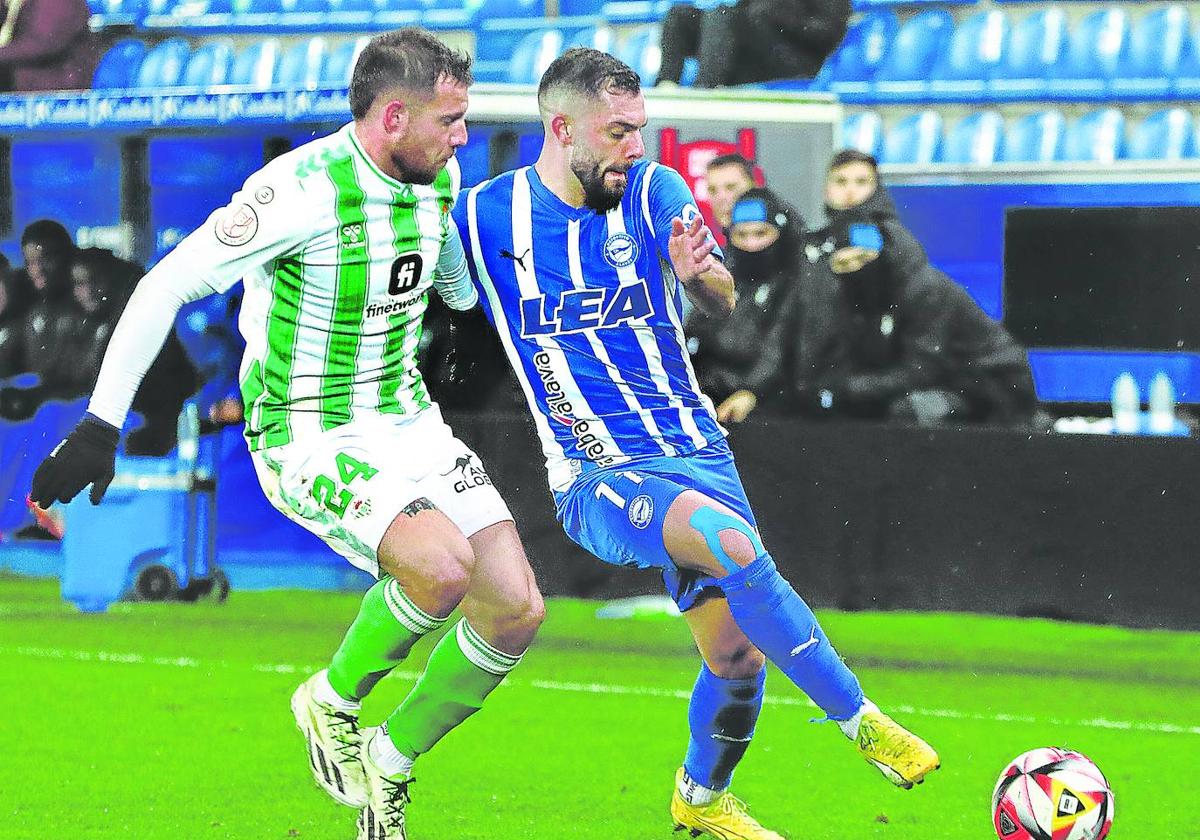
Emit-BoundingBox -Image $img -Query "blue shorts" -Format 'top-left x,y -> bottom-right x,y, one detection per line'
553,441 -> 759,612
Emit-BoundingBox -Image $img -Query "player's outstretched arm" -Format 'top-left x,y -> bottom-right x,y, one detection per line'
669,215 -> 735,318
31,173 -> 310,508
29,265 -> 218,508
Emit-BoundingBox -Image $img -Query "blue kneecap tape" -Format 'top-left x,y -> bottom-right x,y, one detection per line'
688,507 -> 765,574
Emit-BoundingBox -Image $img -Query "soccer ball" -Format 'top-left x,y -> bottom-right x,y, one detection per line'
992,747 -> 1114,840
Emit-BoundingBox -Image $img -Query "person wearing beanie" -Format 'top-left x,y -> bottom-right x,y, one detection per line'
792,151 -> 1037,426
686,186 -> 806,423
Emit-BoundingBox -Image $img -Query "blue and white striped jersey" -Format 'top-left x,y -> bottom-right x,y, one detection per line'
455,160 -> 726,492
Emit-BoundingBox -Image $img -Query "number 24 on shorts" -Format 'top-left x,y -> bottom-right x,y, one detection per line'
312,452 -> 378,519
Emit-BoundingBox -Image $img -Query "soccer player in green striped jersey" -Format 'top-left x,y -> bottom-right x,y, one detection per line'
29,28 -> 544,840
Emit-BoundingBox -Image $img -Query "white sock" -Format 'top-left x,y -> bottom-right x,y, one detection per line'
313,669 -> 360,712
370,727 -> 415,778
678,770 -> 722,806
837,697 -> 879,741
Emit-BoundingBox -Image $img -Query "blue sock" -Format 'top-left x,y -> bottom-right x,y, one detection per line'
683,664 -> 765,791
717,554 -> 863,720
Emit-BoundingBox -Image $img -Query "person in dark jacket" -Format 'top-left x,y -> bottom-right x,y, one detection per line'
1,239 -> 198,450
0,0 -> 101,91
793,150 -> 1037,425
686,187 -> 803,422
656,0 -> 850,88
0,253 -> 33,380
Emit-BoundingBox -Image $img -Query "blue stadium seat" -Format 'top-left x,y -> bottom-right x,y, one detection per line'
880,111 -> 943,164
507,28 -> 566,85
1000,109 -> 1065,162
1174,20 -> 1200,96
181,40 -> 234,87
565,24 -> 617,54
277,36 -> 327,88
1126,108 -> 1194,161
941,110 -> 1004,164
90,0 -> 151,26
616,24 -> 661,83
230,39 -> 281,87
91,38 -> 148,89
840,111 -> 883,157
989,7 -> 1066,99
929,10 -> 1007,98
1046,8 -> 1129,98
1062,108 -> 1125,163
827,10 -> 897,95
1112,5 -> 1190,98
322,36 -> 367,86
557,0 -> 602,13
135,37 -> 191,89
872,11 -> 954,99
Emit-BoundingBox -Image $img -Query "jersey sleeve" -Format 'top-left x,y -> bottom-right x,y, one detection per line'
646,163 -> 724,263
86,168 -> 315,428
433,222 -> 478,311
154,167 -> 316,294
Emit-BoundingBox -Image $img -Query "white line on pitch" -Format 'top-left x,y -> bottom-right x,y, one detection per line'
4,643 -> 1198,738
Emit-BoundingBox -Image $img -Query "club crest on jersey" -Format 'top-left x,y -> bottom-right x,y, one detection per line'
602,233 -> 638,268
520,280 -> 654,338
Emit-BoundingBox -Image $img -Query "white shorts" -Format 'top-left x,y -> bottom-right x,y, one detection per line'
250,406 -> 512,576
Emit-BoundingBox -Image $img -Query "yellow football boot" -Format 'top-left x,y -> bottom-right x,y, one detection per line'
855,710 -> 940,789
670,769 -> 786,840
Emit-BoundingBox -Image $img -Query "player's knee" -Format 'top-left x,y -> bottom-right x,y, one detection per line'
430,546 -> 475,605
687,504 -> 761,574
708,642 -> 766,680
506,588 -> 548,646
716,529 -> 759,569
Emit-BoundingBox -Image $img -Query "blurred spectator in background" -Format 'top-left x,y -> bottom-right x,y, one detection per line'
704,153 -> 756,232
687,187 -> 803,423
656,0 -> 850,88
1,225 -> 198,451
176,290 -> 246,429
789,150 -> 1037,426
0,253 -> 33,381
0,0 -> 100,91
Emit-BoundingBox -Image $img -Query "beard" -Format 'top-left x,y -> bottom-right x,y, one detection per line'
573,151 -> 628,214
392,150 -> 443,186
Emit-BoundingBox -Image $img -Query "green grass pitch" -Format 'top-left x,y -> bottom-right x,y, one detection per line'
2,574 -> 1197,839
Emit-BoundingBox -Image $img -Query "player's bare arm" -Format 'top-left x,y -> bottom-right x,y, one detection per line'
670,213 -> 735,317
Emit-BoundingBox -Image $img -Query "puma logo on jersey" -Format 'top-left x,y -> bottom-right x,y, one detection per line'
520,280 -> 654,338
499,248 -> 530,271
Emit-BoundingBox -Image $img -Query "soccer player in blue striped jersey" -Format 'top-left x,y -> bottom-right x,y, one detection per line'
454,49 -> 939,838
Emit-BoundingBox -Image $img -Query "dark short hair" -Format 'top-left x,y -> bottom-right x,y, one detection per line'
349,28 -> 473,120
20,219 -> 74,253
706,153 -> 755,180
828,148 -> 879,173
537,47 -> 640,110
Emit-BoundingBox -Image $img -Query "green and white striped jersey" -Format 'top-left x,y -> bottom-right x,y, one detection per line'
166,123 -> 473,452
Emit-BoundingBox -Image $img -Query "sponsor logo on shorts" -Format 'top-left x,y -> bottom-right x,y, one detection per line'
254,186 -> 275,205
441,454 -> 493,494
628,494 -> 654,529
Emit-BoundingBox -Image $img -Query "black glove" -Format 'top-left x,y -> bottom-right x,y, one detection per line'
445,305 -> 492,388
29,416 -> 120,507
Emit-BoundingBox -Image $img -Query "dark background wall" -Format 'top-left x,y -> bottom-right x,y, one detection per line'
447,413 -> 1200,631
